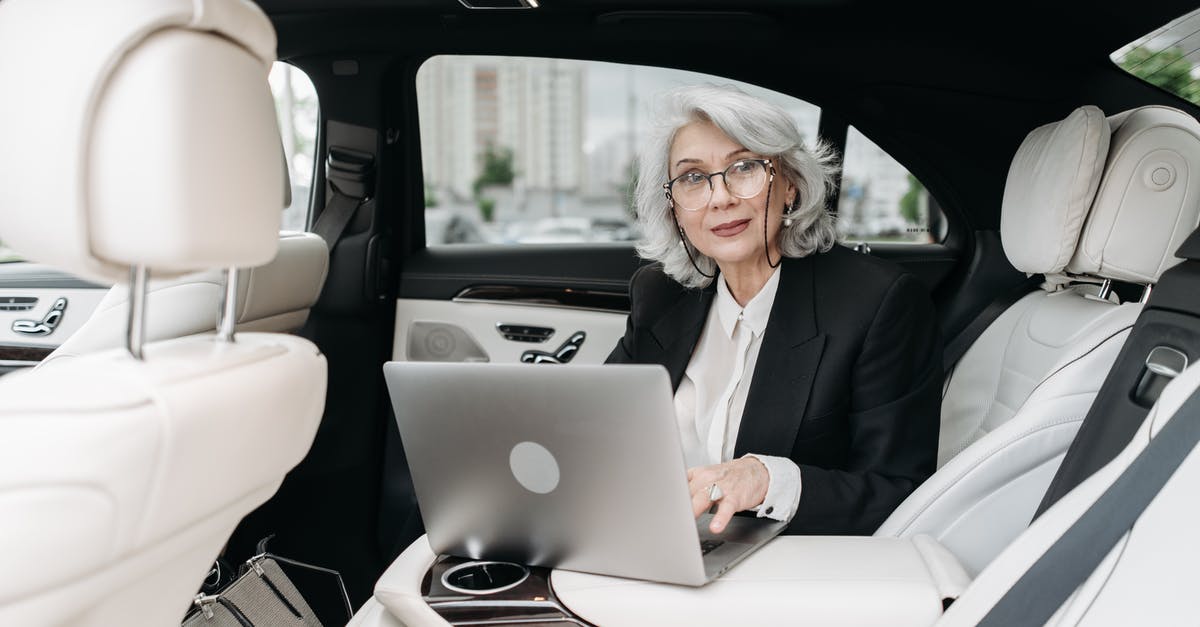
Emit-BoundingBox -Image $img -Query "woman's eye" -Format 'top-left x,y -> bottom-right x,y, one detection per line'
730,161 -> 755,174
680,172 -> 707,186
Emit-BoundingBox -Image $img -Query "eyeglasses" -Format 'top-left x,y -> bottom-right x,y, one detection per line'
663,158 -> 774,212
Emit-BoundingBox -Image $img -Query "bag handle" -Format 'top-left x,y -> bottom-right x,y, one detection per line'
252,535 -> 354,621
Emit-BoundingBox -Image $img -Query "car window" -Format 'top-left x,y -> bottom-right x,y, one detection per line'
269,62 -> 319,231
838,126 -> 947,244
1111,7 -> 1200,106
416,56 -> 821,246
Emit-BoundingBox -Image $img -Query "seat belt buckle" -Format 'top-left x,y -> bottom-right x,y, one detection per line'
1133,346 -> 1189,408
325,146 -> 375,200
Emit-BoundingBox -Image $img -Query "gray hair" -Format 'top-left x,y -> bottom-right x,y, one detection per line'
633,85 -> 839,288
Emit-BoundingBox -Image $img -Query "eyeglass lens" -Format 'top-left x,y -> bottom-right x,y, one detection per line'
670,160 -> 768,211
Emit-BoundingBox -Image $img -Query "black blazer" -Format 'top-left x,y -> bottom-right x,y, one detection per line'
608,245 -> 941,535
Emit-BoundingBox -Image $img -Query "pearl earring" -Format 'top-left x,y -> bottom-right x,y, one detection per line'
782,199 -> 796,227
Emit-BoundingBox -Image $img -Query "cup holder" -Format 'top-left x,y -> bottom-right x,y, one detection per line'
441,561 -> 530,595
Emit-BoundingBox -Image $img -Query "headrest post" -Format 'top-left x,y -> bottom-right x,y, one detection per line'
216,266 -> 238,343
1140,284 -> 1154,304
1097,278 -> 1114,301
126,265 -> 148,360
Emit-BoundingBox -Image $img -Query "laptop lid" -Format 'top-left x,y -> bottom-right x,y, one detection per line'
386,361 -> 721,585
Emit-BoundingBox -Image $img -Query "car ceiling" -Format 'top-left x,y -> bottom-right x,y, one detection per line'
253,0 -> 1200,234
256,1 -> 1195,70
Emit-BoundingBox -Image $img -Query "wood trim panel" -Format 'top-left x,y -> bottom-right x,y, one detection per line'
0,345 -> 52,363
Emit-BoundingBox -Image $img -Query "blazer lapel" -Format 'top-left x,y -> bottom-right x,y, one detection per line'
648,285 -> 715,391
734,256 -> 826,459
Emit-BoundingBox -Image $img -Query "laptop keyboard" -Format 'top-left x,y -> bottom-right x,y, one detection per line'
699,539 -> 725,555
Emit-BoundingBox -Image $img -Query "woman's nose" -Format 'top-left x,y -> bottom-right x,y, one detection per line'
708,174 -> 736,209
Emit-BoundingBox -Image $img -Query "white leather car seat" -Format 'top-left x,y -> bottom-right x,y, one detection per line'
939,360 -> 1200,626
0,1 -> 328,625
876,105 -> 1200,576
38,231 -> 328,369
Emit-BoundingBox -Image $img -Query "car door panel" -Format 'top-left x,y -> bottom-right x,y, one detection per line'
394,246 -> 639,365
393,299 -> 625,365
0,264 -> 109,373
860,243 -> 958,293
394,242 -> 960,368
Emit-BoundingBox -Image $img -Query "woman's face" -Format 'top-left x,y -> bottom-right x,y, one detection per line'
667,120 -> 795,272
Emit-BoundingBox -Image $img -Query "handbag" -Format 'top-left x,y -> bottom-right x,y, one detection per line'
183,538 -> 352,627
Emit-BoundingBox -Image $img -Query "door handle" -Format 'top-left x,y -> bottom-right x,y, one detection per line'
12,297 -> 67,337
521,331 -> 586,364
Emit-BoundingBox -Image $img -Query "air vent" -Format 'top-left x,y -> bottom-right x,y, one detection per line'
457,0 -> 539,9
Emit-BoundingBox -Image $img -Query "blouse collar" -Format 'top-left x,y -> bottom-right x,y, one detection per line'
715,264 -> 782,339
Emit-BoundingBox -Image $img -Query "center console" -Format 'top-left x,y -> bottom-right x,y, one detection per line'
351,534 -> 970,627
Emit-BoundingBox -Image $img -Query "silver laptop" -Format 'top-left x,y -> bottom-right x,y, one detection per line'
383,361 -> 786,586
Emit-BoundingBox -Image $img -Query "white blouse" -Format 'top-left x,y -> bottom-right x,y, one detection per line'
672,266 -> 802,522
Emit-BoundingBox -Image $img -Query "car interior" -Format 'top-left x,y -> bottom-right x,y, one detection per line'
2,0 -> 1200,625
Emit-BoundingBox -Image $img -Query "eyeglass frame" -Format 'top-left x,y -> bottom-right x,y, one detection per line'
662,158 -> 775,212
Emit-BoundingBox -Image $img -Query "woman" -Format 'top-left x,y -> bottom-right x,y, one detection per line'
608,85 -> 941,536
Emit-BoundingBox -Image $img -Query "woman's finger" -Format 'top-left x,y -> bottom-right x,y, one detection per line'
690,481 -> 714,518
709,497 -> 738,533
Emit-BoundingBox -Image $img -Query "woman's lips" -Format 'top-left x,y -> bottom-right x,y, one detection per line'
710,218 -> 751,237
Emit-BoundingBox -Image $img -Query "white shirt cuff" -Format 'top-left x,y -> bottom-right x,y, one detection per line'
745,454 -> 802,522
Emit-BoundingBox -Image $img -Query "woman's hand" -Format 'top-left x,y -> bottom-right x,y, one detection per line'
687,457 -> 770,534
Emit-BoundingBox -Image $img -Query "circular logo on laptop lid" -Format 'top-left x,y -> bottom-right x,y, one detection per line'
509,441 -> 560,494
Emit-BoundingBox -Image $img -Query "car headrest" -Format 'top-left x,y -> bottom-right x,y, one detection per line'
1001,106 -> 1111,276
1067,106 -> 1200,284
0,0 -> 284,285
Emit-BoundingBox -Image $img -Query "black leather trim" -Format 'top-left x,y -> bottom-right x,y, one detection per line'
398,242 -> 957,302
1176,228 -> 1200,261
455,285 -> 630,312
399,244 -> 644,300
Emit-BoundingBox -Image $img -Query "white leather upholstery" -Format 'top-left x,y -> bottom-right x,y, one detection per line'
370,536 -> 452,627
935,287 -> 1139,468
0,335 -> 325,626
938,364 -> 1200,626
876,106 -> 1200,576
0,0 -> 283,284
552,535 -> 968,627
0,0 -> 328,625
876,288 -> 1139,575
357,534 -> 969,627
1001,106 -> 1110,276
40,232 -> 328,367
346,599 -> 406,627
1068,106 -> 1200,283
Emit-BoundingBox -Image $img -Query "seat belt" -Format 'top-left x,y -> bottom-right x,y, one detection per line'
312,146 -> 374,252
976,383 -> 1200,626
943,274 -> 1043,375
